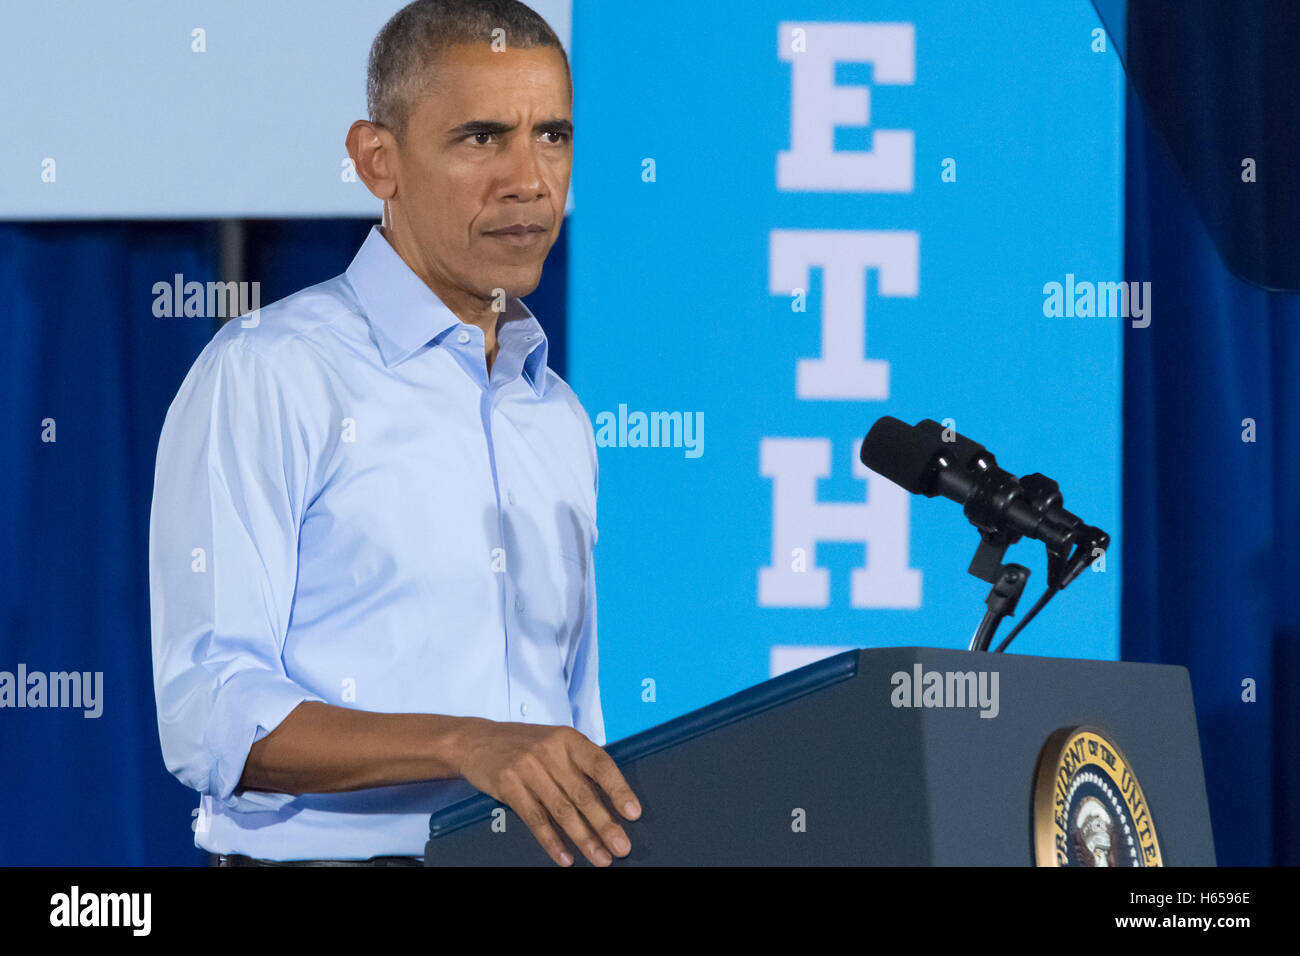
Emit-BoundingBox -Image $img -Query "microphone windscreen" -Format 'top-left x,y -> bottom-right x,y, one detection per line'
860,416 -> 940,495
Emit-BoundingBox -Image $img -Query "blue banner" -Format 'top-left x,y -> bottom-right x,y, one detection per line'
568,0 -> 1124,740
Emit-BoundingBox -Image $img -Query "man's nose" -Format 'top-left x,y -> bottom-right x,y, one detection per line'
498,140 -> 548,200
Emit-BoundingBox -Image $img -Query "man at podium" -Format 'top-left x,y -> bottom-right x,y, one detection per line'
148,0 -> 638,868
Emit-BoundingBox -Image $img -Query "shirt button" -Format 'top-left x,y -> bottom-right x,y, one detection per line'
520,702 -> 529,717
507,490 -> 517,505
515,595 -> 524,612
457,330 -> 471,344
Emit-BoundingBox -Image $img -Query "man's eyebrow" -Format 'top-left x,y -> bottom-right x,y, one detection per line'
446,118 -> 573,139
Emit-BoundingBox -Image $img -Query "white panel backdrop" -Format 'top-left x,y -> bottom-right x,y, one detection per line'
2,0 -> 572,219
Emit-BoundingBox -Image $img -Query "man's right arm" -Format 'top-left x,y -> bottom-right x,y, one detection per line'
240,703 -> 641,867
237,702 -> 475,794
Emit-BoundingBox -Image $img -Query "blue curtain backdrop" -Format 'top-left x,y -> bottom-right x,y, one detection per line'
0,223 -> 220,865
0,220 -> 567,865
1120,3 -> 1300,864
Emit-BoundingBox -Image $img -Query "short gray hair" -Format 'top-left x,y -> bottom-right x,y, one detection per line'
366,0 -> 570,141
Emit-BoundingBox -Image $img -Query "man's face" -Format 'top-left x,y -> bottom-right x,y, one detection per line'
390,43 -> 572,302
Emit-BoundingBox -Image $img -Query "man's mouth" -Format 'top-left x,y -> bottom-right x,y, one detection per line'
484,224 -> 549,247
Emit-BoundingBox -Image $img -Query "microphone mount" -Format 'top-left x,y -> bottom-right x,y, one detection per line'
859,417 -> 1110,653
964,471 -> 1109,651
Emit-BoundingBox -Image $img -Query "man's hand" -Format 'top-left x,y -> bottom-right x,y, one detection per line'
457,720 -> 641,867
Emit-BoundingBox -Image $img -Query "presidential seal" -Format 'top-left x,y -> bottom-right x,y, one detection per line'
1032,726 -> 1162,867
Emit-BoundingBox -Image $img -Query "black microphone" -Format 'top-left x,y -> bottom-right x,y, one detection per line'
860,417 -> 1074,552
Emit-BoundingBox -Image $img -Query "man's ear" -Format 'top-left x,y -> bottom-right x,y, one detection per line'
346,120 -> 398,201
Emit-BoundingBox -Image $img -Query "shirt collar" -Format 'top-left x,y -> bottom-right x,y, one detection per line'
345,225 -> 550,397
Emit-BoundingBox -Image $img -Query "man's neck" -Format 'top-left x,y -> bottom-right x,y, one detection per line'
379,223 -> 502,373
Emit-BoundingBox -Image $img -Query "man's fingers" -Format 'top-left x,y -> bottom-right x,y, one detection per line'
471,726 -> 642,866
574,740 -> 641,821
523,762 -> 614,866
552,762 -> 631,859
500,780 -> 575,867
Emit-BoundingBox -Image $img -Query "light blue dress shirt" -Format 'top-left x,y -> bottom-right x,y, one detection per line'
149,226 -> 603,861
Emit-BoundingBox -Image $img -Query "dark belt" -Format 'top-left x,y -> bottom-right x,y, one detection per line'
214,853 -> 422,867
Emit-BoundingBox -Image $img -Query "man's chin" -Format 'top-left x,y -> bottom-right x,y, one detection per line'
484,268 -> 543,300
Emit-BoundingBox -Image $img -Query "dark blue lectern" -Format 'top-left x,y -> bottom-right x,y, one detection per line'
425,647 -> 1215,866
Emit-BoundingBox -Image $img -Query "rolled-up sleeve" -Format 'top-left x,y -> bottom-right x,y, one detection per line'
149,337 -> 325,813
